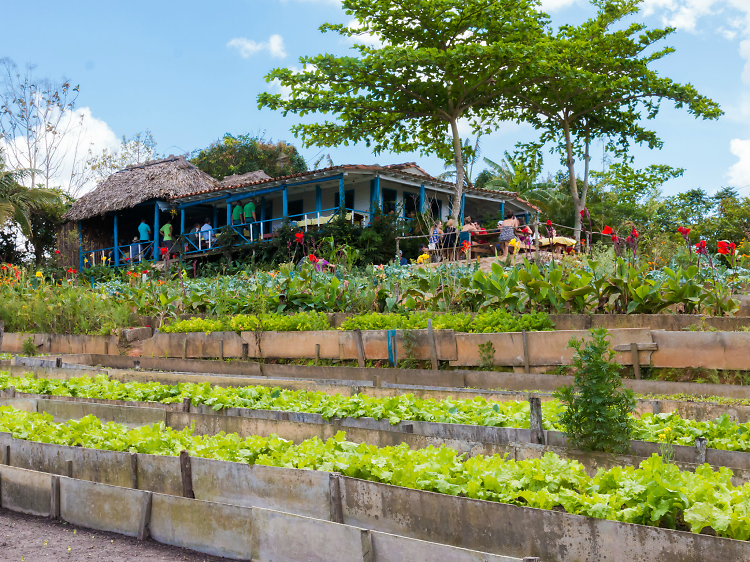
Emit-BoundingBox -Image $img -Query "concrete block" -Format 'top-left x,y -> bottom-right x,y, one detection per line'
9,439 -> 135,487
191,457 -> 332,520
0,398 -> 37,413
60,477 -> 150,537
0,333 -> 119,355
122,327 -> 153,343
242,330 -> 340,359
371,531 -> 522,562
149,493 -> 253,560
136,453 -> 183,496
339,330 -> 458,361
252,507 -> 365,562
0,464 -> 55,517
142,331 -> 246,359
37,399 -> 166,429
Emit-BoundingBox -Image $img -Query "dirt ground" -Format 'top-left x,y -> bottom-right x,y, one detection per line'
0,508 -> 233,561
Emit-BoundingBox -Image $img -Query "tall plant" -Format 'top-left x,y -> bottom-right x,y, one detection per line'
554,328 -> 636,453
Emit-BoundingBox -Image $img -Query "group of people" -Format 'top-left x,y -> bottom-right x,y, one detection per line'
419,214 -> 533,261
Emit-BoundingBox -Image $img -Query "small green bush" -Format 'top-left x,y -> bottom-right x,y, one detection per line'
21,337 -> 37,357
554,328 -> 636,454
339,311 -> 553,333
161,312 -> 332,334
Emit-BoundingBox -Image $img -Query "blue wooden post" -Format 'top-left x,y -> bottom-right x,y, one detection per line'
77,221 -> 83,271
180,209 -> 185,237
460,194 -> 465,225
282,186 -> 288,220
226,200 -> 232,226
153,203 -> 160,260
338,176 -> 345,215
113,212 -> 119,267
500,201 -> 505,219
372,176 -> 380,210
315,185 -> 322,213
419,183 -> 425,213
212,205 -> 218,229
525,212 -> 530,224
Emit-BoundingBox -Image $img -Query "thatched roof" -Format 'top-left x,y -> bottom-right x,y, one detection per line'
63,155 -> 219,222
217,170 -> 270,188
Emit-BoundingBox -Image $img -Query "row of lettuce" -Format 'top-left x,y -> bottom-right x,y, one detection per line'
3,372 -> 748,452
0,404 -> 747,539
160,310 -> 555,334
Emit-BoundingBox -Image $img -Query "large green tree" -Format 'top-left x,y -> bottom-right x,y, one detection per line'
257,0 -> 549,221
191,133 -> 307,180
514,0 -> 723,241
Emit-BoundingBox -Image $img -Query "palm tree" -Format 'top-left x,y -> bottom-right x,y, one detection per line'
0,162 -> 63,235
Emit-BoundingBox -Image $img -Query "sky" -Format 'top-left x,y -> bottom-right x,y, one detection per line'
1,0 -> 749,198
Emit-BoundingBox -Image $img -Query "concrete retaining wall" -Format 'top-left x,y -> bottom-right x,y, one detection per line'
0,333 -> 119,355
0,464 -> 56,517
142,331 -> 247,359
550,313 -> 750,331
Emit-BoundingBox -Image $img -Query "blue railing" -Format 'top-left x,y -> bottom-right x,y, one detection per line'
81,206 -> 398,267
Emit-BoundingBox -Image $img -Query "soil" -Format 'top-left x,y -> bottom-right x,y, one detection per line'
0,508 -> 232,561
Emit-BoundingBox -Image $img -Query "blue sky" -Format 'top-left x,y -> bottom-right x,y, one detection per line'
2,0 -> 749,197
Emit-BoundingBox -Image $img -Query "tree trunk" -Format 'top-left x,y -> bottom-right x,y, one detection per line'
449,118 -> 465,223
564,122 -> 582,243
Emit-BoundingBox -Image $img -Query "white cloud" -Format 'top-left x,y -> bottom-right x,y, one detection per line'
728,138 -> 750,187
344,19 -> 384,48
0,106 -> 119,195
227,34 -> 287,59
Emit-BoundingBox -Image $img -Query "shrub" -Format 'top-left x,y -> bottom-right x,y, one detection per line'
339,311 -> 553,333
554,328 -> 636,454
21,337 -> 37,357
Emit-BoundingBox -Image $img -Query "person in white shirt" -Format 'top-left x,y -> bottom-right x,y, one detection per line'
200,218 -> 213,248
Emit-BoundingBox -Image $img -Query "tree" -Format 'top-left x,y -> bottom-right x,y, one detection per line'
0,159 -> 63,236
86,131 -> 159,184
191,133 -> 307,180
513,0 -> 722,242
257,0 -> 549,221
0,58 -> 90,196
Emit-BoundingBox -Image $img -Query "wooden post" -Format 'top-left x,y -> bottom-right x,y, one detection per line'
522,330 -> 530,374
427,319 -> 439,371
652,400 -> 661,415
50,475 -> 60,519
182,339 -> 187,360
241,342 -> 249,361
130,452 -> 138,489
315,344 -> 320,366
0,319 -> 4,352
182,397 -> 191,413
695,437 -> 708,464
179,450 -> 195,499
218,340 -> 224,361
329,472 -> 344,523
3,444 -> 9,465
104,341 -> 109,355
372,374 -> 381,388
66,459 -> 73,478
529,396 -> 545,445
353,329 -> 366,368
361,529 -> 374,562
7,386 -> 15,398
631,343 -> 641,380
55,357 -> 62,368
137,492 -> 153,541
523,558 -> 541,562
395,239 -> 400,264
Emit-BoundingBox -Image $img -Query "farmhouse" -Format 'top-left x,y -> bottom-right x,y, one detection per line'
61,158 -> 539,268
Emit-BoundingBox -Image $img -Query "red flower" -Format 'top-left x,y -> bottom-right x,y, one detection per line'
631,229 -> 638,238
308,254 -> 318,263
55,250 -> 60,254
294,232 -> 304,242
72,269 -> 77,274
602,226 -> 613,235
718,241 -> 736,255
611,234 -> 617,242
67,267 -> 73,274
460,240 -> 471,253
546,219 -> 552,227
565,247 -> 574,254
143,270 -> 148,274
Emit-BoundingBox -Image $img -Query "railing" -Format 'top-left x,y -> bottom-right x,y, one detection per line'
82,206 -> 411,267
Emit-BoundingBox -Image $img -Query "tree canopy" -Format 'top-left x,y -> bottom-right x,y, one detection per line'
191,133 -> 307,180
258,0 -> 550,220
513,0 -> 722,240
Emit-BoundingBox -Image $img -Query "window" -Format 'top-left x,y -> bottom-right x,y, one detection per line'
382,188 -> 397,214
287,199 -> 304,221
334,190 -> 355,211
404,192 -> 419,217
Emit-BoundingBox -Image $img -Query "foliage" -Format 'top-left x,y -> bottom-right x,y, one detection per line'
478,341 -> 495,370
555,328 -> 637,453
339,311 -> 554,333
514,0 -> 722,240
0,157 -> 65,236
190,133 -> 307,180
161,312 -> 331,333
85,131 -> 159,184
258,0 -> 549,220
20,337 -> 36,356
2,404 -> 750,538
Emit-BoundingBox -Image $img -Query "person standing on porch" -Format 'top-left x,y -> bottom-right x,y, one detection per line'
231,202 -> 244,226
138,219 -> 152,260
244,198 -> 257,239
160,220 -> 173,258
